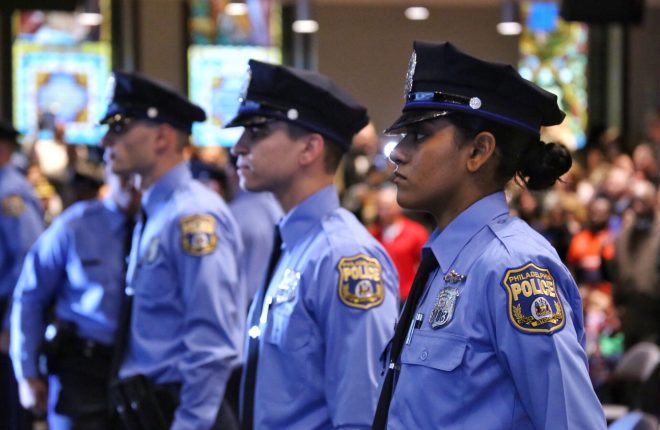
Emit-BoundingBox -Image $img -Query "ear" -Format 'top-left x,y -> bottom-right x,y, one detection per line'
466,131 -> 496,173
298,133 -> 325,167
153,123 -> 175,153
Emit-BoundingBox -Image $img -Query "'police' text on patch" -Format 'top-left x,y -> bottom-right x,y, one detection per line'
338,254 -> 384,310
501,262 -> 565,334
180,214 -> 217,256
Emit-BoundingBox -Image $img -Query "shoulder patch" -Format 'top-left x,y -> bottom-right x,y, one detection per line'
337,254 -> 385,310
1,195 -> 25,216
180,214 -> 217,256
501,262 -> 565,335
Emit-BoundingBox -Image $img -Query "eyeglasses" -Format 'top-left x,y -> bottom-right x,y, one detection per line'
103,115 -> 138,135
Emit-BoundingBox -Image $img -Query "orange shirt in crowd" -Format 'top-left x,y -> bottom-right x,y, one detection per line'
566,228 -> 615,294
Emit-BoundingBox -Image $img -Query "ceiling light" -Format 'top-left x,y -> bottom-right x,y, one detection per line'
225,1 -> 248,16
405,6 -> 430,21
497,0 -> 521,35
292,19 -> 319,33
77,12 -> 103,26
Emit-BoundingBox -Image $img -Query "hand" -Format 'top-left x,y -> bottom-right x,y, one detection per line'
18,378 -> 48,415
0,329 -> 9,354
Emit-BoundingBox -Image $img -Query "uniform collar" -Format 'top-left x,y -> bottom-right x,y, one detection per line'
141,162 -> 190,218
279,185 -> 339,249
428,191 -> 509,273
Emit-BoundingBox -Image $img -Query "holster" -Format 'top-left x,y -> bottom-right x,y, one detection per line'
41,320 -> 77,374
109,375 -> 174,430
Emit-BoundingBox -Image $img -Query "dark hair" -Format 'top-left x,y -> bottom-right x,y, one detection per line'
447,114 -> 572,190
284,122 -> 344,173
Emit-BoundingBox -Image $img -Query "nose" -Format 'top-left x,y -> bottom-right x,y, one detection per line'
388,138 -> 409,166
230,131 -> 249,157
101,132 -> 114,149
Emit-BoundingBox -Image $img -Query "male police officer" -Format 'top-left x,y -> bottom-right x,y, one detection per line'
101,72 -> 244,430
0,119 -> 43,428
227,60 -> 399,430
10,168 -> 139,429
372,41 -> 605,429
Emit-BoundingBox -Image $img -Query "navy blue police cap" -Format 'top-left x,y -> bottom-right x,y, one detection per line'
0,119 -> 20,144
225,60 -> 369,151
385,41 -> 565,136
100,71 -> 206,134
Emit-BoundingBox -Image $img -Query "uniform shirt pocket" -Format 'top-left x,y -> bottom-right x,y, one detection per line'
264,302 -> 312,352
400,330 -> 467,371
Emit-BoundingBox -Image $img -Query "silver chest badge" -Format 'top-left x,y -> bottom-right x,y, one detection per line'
429,287 -> 461,329
274,268 -> 301,304
145,237 -> 159,264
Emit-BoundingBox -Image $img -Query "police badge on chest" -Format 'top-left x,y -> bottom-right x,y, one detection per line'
429,287 -> 460,328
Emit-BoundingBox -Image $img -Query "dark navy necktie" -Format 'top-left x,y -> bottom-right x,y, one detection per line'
241,226 -> 282,430
372,248 -> 438,430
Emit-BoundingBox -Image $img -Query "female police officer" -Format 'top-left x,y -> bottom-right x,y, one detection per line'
372,41 -> 606,429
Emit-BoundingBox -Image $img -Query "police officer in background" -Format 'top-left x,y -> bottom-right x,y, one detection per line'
227,60 -> 399,430
101,71 -> 244,430
10,167 -> 139,429
372,41 -> 606,429
0,119 -> 43,429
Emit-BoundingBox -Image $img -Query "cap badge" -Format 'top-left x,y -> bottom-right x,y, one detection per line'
469,97 -> 482,110
239,67 -> 252,102
404,50 -> 417,99
147,107 -> 158,118
104,74 -> 116,106
287,109 -> 299,120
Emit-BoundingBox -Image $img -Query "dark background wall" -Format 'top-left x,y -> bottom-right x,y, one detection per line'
1,1 -> 658,147
314,5 -> 519,136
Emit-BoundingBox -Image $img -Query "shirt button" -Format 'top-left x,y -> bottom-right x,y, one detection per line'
420,349 -> 429,361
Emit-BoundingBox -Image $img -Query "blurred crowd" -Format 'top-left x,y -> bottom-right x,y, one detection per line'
5,108 -> 660,415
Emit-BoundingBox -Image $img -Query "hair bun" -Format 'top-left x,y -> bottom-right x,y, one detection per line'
520,141 -> 572,190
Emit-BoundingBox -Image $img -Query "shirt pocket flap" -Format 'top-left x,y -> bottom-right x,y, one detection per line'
400,331 -> 467,371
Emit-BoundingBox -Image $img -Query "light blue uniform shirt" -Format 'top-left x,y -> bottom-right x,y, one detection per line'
229,190 -> 283,303
120,163 -> 244,430
244,185 -> 399,429
385,192 -> 606,429
10,198 -> 129,380
0,164 -> 43,301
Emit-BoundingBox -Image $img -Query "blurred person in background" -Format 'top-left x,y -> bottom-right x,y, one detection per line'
601,166 -> 632,230
566,195 -> 616,296
537,196 -> 575,261
566,196 -> 620,386
369,184 -> 428,304
632,143 -> 659,185
190,159 -> 230,200
0,119 -> 44,430
10,167 -> 139,430
612,180 -> 660,349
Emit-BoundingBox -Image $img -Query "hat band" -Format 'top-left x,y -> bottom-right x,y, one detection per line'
104,104 -> 194,134
407,91 -> 472,106
237,101 -> 350,149
405,92 -> 539,134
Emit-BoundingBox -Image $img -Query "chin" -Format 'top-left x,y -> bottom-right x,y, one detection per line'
239,178 -> 262,193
